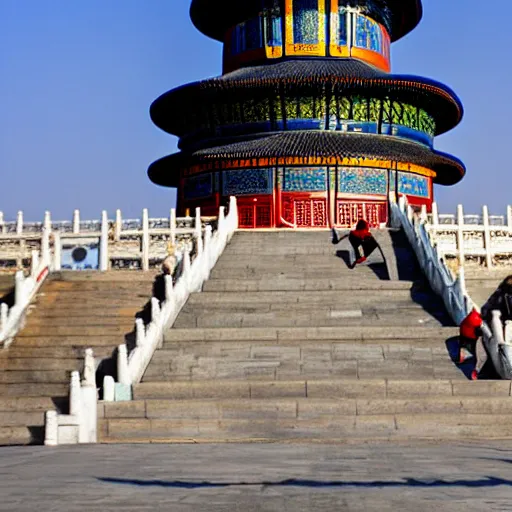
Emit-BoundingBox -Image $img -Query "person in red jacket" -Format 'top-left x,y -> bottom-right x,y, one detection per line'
332,219 -> 380,268
459,308 -> 483,373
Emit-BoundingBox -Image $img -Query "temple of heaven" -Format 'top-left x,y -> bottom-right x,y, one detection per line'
148,0 -> 464,228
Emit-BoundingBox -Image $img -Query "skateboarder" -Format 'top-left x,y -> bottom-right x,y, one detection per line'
331,219 -> 380,269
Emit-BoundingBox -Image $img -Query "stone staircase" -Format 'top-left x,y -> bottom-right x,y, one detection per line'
0,271 -> 157,445
98,230 -> 512,443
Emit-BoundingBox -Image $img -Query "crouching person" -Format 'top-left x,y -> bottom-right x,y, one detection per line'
332,219 -> 380,269
459,308 -> 483,365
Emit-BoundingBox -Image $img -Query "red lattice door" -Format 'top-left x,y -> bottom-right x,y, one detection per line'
294,199 -> 327,227
238,201 -> 272,228
337,201 -> 386,228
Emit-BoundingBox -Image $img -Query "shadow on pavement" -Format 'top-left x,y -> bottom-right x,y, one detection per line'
98,476 -> 512,489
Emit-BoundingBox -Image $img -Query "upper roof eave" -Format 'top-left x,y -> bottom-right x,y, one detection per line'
150,59 -> 463,136
189,0 -> 422,43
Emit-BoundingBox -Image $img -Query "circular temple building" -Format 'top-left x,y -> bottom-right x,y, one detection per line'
149,0 -> 464,228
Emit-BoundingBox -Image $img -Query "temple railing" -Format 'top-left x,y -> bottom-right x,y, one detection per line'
44,197 -> 239,445
424,204 -> 512,269
0,208 -> 217,272
390,195 -> 472,326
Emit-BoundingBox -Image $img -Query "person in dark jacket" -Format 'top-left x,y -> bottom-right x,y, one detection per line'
331,219 -> 380,269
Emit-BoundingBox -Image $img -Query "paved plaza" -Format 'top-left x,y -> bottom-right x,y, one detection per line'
1,442 -> 512,511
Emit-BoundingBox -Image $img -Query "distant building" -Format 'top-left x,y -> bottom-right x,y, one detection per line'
148,0 -> 464,228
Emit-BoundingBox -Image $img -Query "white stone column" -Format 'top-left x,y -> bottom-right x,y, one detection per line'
53,232 -> 61,271
100,210 -> 109,272
14,271 -> 25,307
135,318 -> 145,347
195,207 -> 202,237
41,226 -> 51,266
508,205 -> 512,230
30,250 -> 39,279
482,205 -> 493,268
16,211 -> 23,235
103,376 -> 115,402
229,196 -> 238,229
115,209 -> 122,241
431,202 -> 439,226
151,297 -> 161,324
44,410 -> 58,446
43,211 -> 51,232
170,208 -> 176,245
164,274 -> 173,302
82,348 -> 96,388
69,371 -> 81,417
72,209 -> 80,234
0,211 -> 4,233
117,344 -> 130,385
456,204 -> 465,268
142,209 -> 150,272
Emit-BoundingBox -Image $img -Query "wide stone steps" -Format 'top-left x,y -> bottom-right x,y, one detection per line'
0,271 -> 156,445
99,230 -> 507,444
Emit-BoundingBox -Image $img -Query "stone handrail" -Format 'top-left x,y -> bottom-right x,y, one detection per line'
45,197 -> 238,444
390,195 -> 472,326
425,204 -> 512,268
0,232 -> 51,347
0,208 -> 215,272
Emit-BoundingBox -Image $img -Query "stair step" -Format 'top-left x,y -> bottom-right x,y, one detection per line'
1,346 -> 116,359
203,278 -> 414,292
164,326 -> 460,342
0,370 -> 71,384
98,413 -> 512,443
18,325 -> 133,336
133,379 -> 511,400
0,396 -> 67,412
11,335 -> 126,347
172,310 -> 447,328
0,358 -> 80,371
0,426 -> 44,446
0,411 -> 46,427
0,383 -> 69,396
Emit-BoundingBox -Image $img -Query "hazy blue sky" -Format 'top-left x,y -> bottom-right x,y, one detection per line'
1,0 -> 509,221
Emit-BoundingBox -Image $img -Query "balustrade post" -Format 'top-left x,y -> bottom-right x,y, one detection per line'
482,205 -> 493,268
14,271 -> 25,307
41,226 -> 51,266
419,204 -> 428,224
82,348 -> 96,388
43,211 -> 51,232
195,230 -> 203,257
72,209 -> 80,234
508,205 -> 512,230
456,204 -> 465,268
431,202 -> 439,226
53,231 -> 61,271
170,208 -> 176,245
229,196 -> 238,229
44,410 -> 58,446
99,210 -> 109,271
117,344 -> 130,385
16,211 -> 23,235
142,208 -> 150,271
69,371 -> 81,417
195,207 -> 202,237
30,250 -> 39,279
115,209 -> 122,241
103,376 -> 115,402
0,211 -> 4,233
398,195 -> 406,213
135,318 -> 145,347
0,303 -> 8,333
204,225 -> 212,275
151,297 -> 161,324
218,206 -> 226,234
164,274 -> 173,302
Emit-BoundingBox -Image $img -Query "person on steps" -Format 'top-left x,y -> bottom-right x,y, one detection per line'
331,219 -> 380,269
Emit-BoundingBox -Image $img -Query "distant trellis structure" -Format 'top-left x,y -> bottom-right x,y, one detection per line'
147,0 -> 464,228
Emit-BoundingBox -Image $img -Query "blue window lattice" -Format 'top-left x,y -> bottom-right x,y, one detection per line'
184,174 -> 213,200
293,0 -> 319,44
338,168 -> 387,195
283,168 -> 327,192
223,169 -> 273,196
